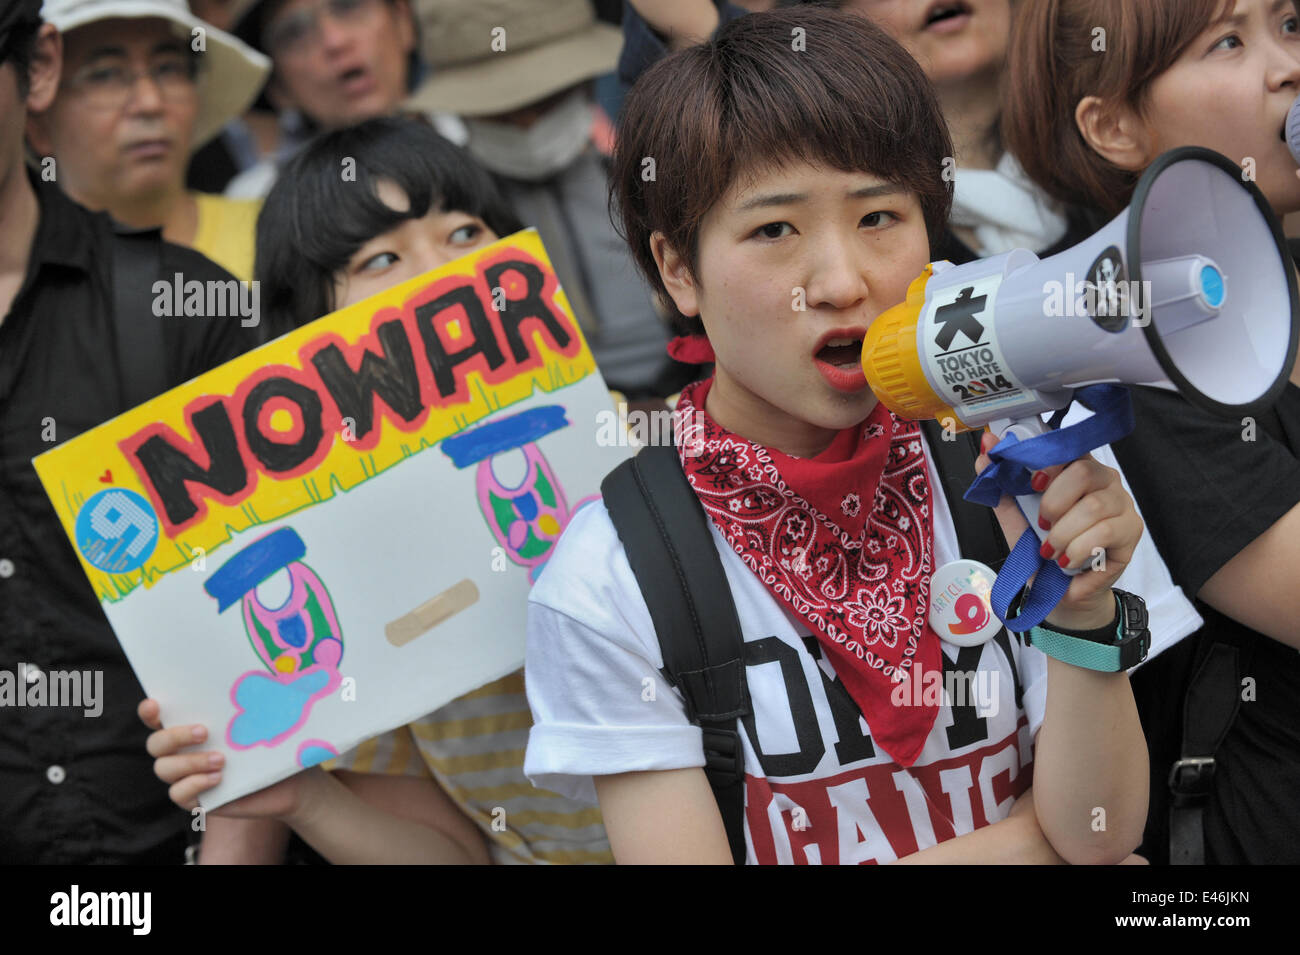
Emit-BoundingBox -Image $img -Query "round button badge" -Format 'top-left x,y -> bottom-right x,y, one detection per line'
929,559 -> 1002,647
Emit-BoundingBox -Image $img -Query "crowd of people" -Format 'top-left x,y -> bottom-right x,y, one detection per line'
0,0 -> 1297,866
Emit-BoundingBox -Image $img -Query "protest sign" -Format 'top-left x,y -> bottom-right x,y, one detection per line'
33,229 -> 628,807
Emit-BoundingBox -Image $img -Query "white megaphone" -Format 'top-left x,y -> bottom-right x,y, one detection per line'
863,146 -> 1299,545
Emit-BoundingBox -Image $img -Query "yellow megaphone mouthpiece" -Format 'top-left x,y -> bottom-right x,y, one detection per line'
861,265 -> 970,430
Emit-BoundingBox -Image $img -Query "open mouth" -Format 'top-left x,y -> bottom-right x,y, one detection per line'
815,335 -> 865,368
337,66 -> 373,92
924,1 -> 972,28
813,329 -> 868,392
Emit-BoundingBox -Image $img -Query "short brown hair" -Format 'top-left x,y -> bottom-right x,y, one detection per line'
611,6 -> 953,334
1003,0 -> 1238,217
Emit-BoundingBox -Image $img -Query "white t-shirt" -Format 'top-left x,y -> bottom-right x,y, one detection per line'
524,438 -> 1050,864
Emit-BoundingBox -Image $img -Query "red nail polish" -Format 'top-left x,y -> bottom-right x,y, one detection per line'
1038,516 -> 1051,531
1031,472 -> 1049,493
1039,541 -> 1054,559
1057,554 -> 1071,569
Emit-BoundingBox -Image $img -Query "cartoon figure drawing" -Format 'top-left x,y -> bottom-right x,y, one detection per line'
441,405 -> 597,582
204,527 -> 343,750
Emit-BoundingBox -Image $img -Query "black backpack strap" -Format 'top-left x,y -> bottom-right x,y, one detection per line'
111,226 -> 168,410
601,443 -> 751,865
918,421 -> 1009,570
1168,637 -> 1253,865
918,422 -> 1024,706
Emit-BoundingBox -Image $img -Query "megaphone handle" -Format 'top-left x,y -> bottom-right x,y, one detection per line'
990,416 -> 1085,578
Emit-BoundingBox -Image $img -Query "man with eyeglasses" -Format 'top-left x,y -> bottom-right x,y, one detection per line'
0,0 -> 267,864
27,0 -> 270,281
223,0 -> 464,199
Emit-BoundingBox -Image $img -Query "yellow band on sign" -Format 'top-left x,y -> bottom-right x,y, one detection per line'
33,230 -> 597,604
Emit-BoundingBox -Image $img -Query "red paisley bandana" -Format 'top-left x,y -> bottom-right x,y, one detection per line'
673,378 -> 940,767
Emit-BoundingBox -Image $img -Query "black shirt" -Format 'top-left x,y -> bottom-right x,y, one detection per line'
0,174 -> 263,863
1112,378 -> 1300,864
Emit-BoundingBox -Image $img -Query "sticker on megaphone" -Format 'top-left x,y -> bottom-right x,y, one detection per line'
920,271 -> 1033,421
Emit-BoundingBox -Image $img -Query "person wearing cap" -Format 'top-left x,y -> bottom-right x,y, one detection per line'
0,0 -> 264,864
25,0 -> 270,280
221,0 -> 464,199
411,0 -> 688,401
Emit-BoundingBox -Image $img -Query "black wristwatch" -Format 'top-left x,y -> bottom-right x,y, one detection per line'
1025,589 -> 1150,672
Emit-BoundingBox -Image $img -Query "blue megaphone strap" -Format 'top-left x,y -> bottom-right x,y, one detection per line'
963,384 -> 1136,631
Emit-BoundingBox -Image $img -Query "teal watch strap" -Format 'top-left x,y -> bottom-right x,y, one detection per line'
1027,592 -> 1127,672
1025,625 -> 1124,671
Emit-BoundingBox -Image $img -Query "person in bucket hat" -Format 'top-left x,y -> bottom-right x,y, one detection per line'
405,0 -> 622,120
26,0 -> 269,279
407,0 -> 690,400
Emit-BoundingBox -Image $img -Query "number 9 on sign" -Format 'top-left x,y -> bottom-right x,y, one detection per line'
74,488 -> 160,573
